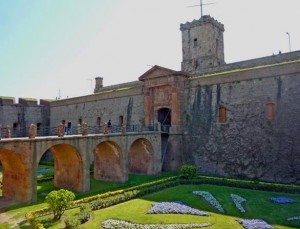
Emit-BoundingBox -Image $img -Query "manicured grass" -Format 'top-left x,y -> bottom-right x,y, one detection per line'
33,184 -> 300,229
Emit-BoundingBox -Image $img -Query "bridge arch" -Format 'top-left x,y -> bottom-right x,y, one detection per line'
38,144 -> 83,192
0,149 -> 30,203
129,138 -> 154,175
94,141 -> 126,182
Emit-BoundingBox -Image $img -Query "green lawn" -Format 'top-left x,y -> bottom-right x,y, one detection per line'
33,184 -> 300,229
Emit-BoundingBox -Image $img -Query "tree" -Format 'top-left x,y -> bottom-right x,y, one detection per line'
45,189 -> 75,220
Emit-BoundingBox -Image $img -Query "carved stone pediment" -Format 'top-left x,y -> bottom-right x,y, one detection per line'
139,65 -> 190,83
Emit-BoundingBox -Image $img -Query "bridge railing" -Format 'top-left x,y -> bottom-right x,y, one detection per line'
0,124 -> 160,139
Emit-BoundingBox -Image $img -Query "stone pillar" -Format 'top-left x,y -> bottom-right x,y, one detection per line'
121,125 -> 126,134
77,124 -> 82,134
144,95 -> 151,126
104,123 -> 108,134
5,126 -> 11,138
57,123 -> 65,137
28,124 -> 37,139
82,122 -> 88,136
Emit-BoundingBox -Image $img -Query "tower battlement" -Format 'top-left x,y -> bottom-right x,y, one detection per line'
180,15 -> 224,32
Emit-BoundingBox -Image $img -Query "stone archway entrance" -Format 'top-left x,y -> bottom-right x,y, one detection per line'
158,108 -> 171,132
129,138 -> 154,175
94,141 -> 126,182
0,150 -> 30,203
39,144 -> 84,192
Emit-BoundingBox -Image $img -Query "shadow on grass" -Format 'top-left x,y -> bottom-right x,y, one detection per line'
1,172 -> 176,212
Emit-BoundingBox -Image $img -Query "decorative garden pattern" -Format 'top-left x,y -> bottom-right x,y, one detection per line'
147,201 -> 208,216
287,216 -> 300,221
192,191 -> 225,213
230,194 -> 247,213
238,219 -> 274,229
101,219 -> 212,229
270,197 -> 296,204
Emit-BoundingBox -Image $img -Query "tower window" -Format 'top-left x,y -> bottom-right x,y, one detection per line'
219,106 -> 227,123
36,123 -> 41,130
96,117 -> 101,127
266,103 -> 276,121
193,38 -> 197,47
119,115 -> 124,126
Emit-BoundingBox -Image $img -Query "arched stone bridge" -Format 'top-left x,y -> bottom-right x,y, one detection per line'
0,132 -> 162,204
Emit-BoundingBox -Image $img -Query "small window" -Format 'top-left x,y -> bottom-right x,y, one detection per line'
96,117 -> 101,127
219,106 -> 227,123
36,123 -> 41,130
13,122 -> 19,129
266,103 -> 276,121
78,118 -> 82,125
193,38 -> 197,47
119,115 -> 124,126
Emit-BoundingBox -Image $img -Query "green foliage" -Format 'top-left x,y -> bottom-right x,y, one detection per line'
64,216 -> 81,229
179,165 -> 198,179
78,203 -> 92,224
28,218 -> 46,229
45,189 -> 75,220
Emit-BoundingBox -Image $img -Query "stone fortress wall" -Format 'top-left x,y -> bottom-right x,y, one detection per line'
182,59 -> 300,183
0,97 -> 50,136
49,81 -> 144,131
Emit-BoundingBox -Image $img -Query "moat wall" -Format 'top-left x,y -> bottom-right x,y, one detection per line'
182,61 -> 300,183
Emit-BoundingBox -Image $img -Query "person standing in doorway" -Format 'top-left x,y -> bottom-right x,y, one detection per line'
108,120 -> 112,132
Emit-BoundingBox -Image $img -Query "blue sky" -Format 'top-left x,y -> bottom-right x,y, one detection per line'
0,0 -> 299,100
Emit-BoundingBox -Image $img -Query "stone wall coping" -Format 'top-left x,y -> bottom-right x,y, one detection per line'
50,83 -> 143,107
189,58 -> 300,87
197,50 -> 300,75
0,97 -> 51,106
0,131 -> 162,143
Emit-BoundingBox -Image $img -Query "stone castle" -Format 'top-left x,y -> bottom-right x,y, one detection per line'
1,15 -> 300,183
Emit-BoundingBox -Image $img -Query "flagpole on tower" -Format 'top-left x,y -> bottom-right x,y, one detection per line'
200,0 -> 203,17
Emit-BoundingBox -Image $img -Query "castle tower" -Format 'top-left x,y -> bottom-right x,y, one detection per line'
180,15 -> 225,74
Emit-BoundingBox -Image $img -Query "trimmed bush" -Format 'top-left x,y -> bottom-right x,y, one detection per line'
78,203 -> 92,224
64,217 -> 81,229
180,165 -> 198,179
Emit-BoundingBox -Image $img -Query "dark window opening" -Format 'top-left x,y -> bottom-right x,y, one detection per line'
193,38 -> 197,47
96,117 -> 101,127
13,122 -> 19,129
78,118 -> 82,125
158,108 -> 171,132
36,123 -> 42,130
119,116 -> 124,126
